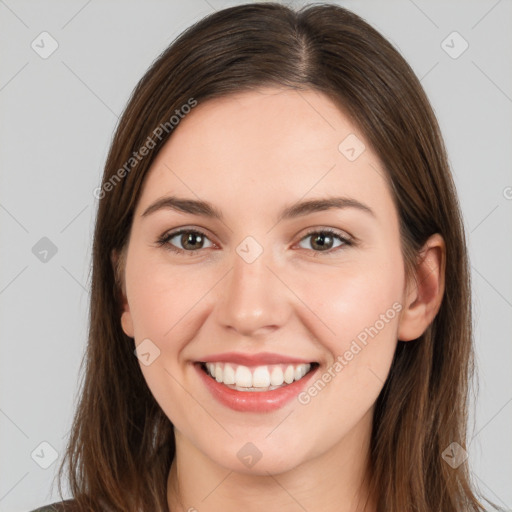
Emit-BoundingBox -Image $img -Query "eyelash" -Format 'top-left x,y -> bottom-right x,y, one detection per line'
156,227 -> 353,256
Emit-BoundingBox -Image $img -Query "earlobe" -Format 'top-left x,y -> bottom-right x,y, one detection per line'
397,234 -> 446,342
121,310 -> 134,338
111,248 -> 134,338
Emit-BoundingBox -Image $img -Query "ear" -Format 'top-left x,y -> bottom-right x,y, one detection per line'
397,233 -> 446,341
111,248 -> 134,338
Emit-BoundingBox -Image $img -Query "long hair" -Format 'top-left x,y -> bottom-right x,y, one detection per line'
55,3 -> 491,510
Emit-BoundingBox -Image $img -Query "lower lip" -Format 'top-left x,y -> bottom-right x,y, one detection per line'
194,363 -> 318,413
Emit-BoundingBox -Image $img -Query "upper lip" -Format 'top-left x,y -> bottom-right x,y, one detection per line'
198,352 -> 315,366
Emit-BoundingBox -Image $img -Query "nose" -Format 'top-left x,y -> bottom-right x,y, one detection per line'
213,247 -> 292,337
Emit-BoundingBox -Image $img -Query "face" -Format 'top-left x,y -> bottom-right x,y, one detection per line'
119,87 -> 409,475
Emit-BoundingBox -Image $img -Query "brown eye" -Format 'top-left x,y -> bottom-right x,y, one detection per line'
298,230 -> 350,252
180,231 -> 205,250
159,229 -> 214,253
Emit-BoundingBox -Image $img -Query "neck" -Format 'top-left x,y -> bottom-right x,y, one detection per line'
167,409 -> 377,512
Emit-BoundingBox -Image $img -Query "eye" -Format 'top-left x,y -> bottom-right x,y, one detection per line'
157,229 -> 214,254
297,229 -> 352,253
157,227 -> 352,255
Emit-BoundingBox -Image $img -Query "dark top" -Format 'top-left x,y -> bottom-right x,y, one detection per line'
29,500 -> 78,512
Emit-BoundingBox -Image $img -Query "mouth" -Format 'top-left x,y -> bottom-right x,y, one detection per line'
194,359 -> 319,412
198,361 -> 319,392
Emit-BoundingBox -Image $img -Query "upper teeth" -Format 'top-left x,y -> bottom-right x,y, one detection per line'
205,362 -> 311,389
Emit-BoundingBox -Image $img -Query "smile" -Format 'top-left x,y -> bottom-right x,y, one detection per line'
195,356 -> 319,412
200,362 -> 315,391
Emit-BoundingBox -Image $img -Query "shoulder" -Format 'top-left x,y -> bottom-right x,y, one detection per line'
28,499 -> 79,512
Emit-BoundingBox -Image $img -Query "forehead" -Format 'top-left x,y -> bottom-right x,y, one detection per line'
136,87 -> 394,222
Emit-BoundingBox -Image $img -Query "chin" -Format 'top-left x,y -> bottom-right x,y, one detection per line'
203,439 -> 310,477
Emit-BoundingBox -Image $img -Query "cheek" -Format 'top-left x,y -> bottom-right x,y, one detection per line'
288,260 -> 403,455
126,256 -> 212,342
291,249 -> 405,353
289,249 -> 404,404
125,256 -> 217,428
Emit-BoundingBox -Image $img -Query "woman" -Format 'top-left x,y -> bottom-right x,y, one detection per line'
31,2 -> 495,511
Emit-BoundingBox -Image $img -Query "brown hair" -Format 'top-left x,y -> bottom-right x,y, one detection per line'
54,3 -> 494,511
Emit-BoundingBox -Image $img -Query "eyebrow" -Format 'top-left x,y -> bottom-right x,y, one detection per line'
141,195 -> 375,221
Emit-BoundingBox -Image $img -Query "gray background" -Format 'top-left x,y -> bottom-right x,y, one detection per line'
1,0 -> 511,510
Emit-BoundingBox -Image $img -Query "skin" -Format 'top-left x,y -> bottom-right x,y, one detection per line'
115,87 -> 445,512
